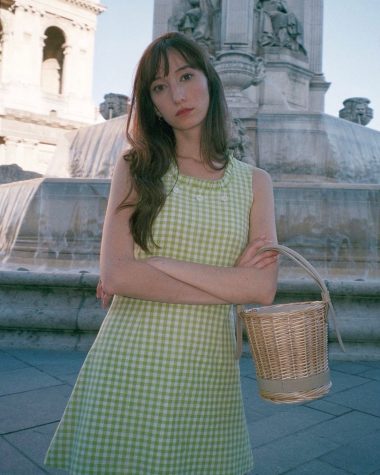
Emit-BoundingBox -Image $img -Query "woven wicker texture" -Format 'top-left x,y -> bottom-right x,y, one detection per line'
237,244 -> 344,404
240,301 -> 330,404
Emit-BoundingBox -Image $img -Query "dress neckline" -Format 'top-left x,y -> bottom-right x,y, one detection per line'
166,155 -> 234,190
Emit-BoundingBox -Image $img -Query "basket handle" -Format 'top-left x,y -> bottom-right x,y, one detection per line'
235,244 -> 345,359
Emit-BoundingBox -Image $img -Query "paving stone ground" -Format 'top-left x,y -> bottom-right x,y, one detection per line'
1,348 -> 379,474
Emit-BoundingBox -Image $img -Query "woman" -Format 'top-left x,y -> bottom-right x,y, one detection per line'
45,32 -> 278,474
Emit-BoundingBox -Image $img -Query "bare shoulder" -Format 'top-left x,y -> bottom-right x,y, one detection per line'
107,153 -> 136,212
110,154 -> 134,191
113,153 -> 131,178
252,167 -> 273,192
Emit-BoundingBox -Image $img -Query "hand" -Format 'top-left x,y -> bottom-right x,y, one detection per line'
96,280 -> 113,309
235,236 -> 278,269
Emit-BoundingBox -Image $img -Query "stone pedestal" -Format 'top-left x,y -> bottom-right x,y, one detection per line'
214,50 -> 264,117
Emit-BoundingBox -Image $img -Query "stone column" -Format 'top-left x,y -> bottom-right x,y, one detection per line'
304,0 -> 323,74
10,3 -> 43,86
61,43 -> 73,97
215,0 -> 265,117
304,0 -> 330,111
0,31 -> 13,84
27,7 -> 45,88
153,0 -> 177,38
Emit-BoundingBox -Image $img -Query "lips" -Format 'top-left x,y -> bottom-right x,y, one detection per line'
175,108 -> 194,117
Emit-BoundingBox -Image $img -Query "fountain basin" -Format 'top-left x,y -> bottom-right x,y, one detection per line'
3,179 -> 379,280
255,113 -> 380,183
3,178 -> 109,273
275,182 -> 380,280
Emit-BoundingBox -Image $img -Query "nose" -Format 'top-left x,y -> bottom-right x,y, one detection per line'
171,83 -> 185,104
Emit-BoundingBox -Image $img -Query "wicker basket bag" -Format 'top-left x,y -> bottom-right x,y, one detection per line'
236,244 -> 345,404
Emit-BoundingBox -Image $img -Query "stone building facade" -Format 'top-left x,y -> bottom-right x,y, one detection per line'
0,0 -> 104,174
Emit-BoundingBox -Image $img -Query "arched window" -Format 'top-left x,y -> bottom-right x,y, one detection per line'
41,26 -> 65,94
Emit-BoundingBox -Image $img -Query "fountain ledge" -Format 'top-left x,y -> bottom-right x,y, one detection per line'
0,270 -> 379,360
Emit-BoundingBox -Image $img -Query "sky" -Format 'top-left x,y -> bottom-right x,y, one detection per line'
92,0 -> 380,132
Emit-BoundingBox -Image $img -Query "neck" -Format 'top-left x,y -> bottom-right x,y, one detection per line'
174,127 -> 202,162
175,143 -> 203,164
176,153 -> 202,163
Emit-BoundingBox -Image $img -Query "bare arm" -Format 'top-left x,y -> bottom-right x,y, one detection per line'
99,155 -> 228,305
146,168 -> 278,305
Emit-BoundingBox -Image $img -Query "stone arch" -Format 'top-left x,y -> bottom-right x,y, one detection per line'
41,26 -> 66,94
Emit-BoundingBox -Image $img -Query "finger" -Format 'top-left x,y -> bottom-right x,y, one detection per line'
96,280 -> 103,298
101,295 -> 109,309
243,254 -> 279,269
251,250 -> 278,264
253,255 -> 279,269
237,238 -> 267,265
240,250 -> 278,267
102,294 -> 113,309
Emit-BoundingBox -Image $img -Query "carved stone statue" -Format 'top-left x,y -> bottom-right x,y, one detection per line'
256,0 -> 306,55
228,118 -> 254,162
169,0 -> 220,55
339,98 -> 373,126
99,93 -> 129,120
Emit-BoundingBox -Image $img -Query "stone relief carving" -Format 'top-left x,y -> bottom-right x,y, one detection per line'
339,97 -> 373,126
256,0 -> 306,55
169,0 -> 220,55
228,118 -> 254,162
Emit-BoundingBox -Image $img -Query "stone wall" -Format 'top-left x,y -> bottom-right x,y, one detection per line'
0,271 -> 105,351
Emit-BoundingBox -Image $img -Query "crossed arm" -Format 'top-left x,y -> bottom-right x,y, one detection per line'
98,156 -> 278,307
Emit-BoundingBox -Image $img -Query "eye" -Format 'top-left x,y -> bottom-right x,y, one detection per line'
151,83 -> 166,94
181,72 -> 193,82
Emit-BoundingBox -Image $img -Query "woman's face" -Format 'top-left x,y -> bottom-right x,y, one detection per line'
149,49 -> 210,136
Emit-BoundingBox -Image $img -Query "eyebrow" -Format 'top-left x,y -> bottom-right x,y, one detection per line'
153,64 -> 192,81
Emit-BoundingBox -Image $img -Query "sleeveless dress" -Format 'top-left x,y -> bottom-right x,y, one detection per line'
45,156 -> 254,475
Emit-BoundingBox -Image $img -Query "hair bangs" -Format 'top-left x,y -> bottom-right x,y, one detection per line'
147,39 -> 206,88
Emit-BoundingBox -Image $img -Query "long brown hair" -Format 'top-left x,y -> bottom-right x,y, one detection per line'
119,32 -> 229,252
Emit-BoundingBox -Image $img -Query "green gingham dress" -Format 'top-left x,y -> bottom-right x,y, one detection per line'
45,156 -> 254,475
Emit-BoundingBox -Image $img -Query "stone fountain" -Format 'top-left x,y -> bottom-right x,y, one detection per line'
0,0 -> 379,358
